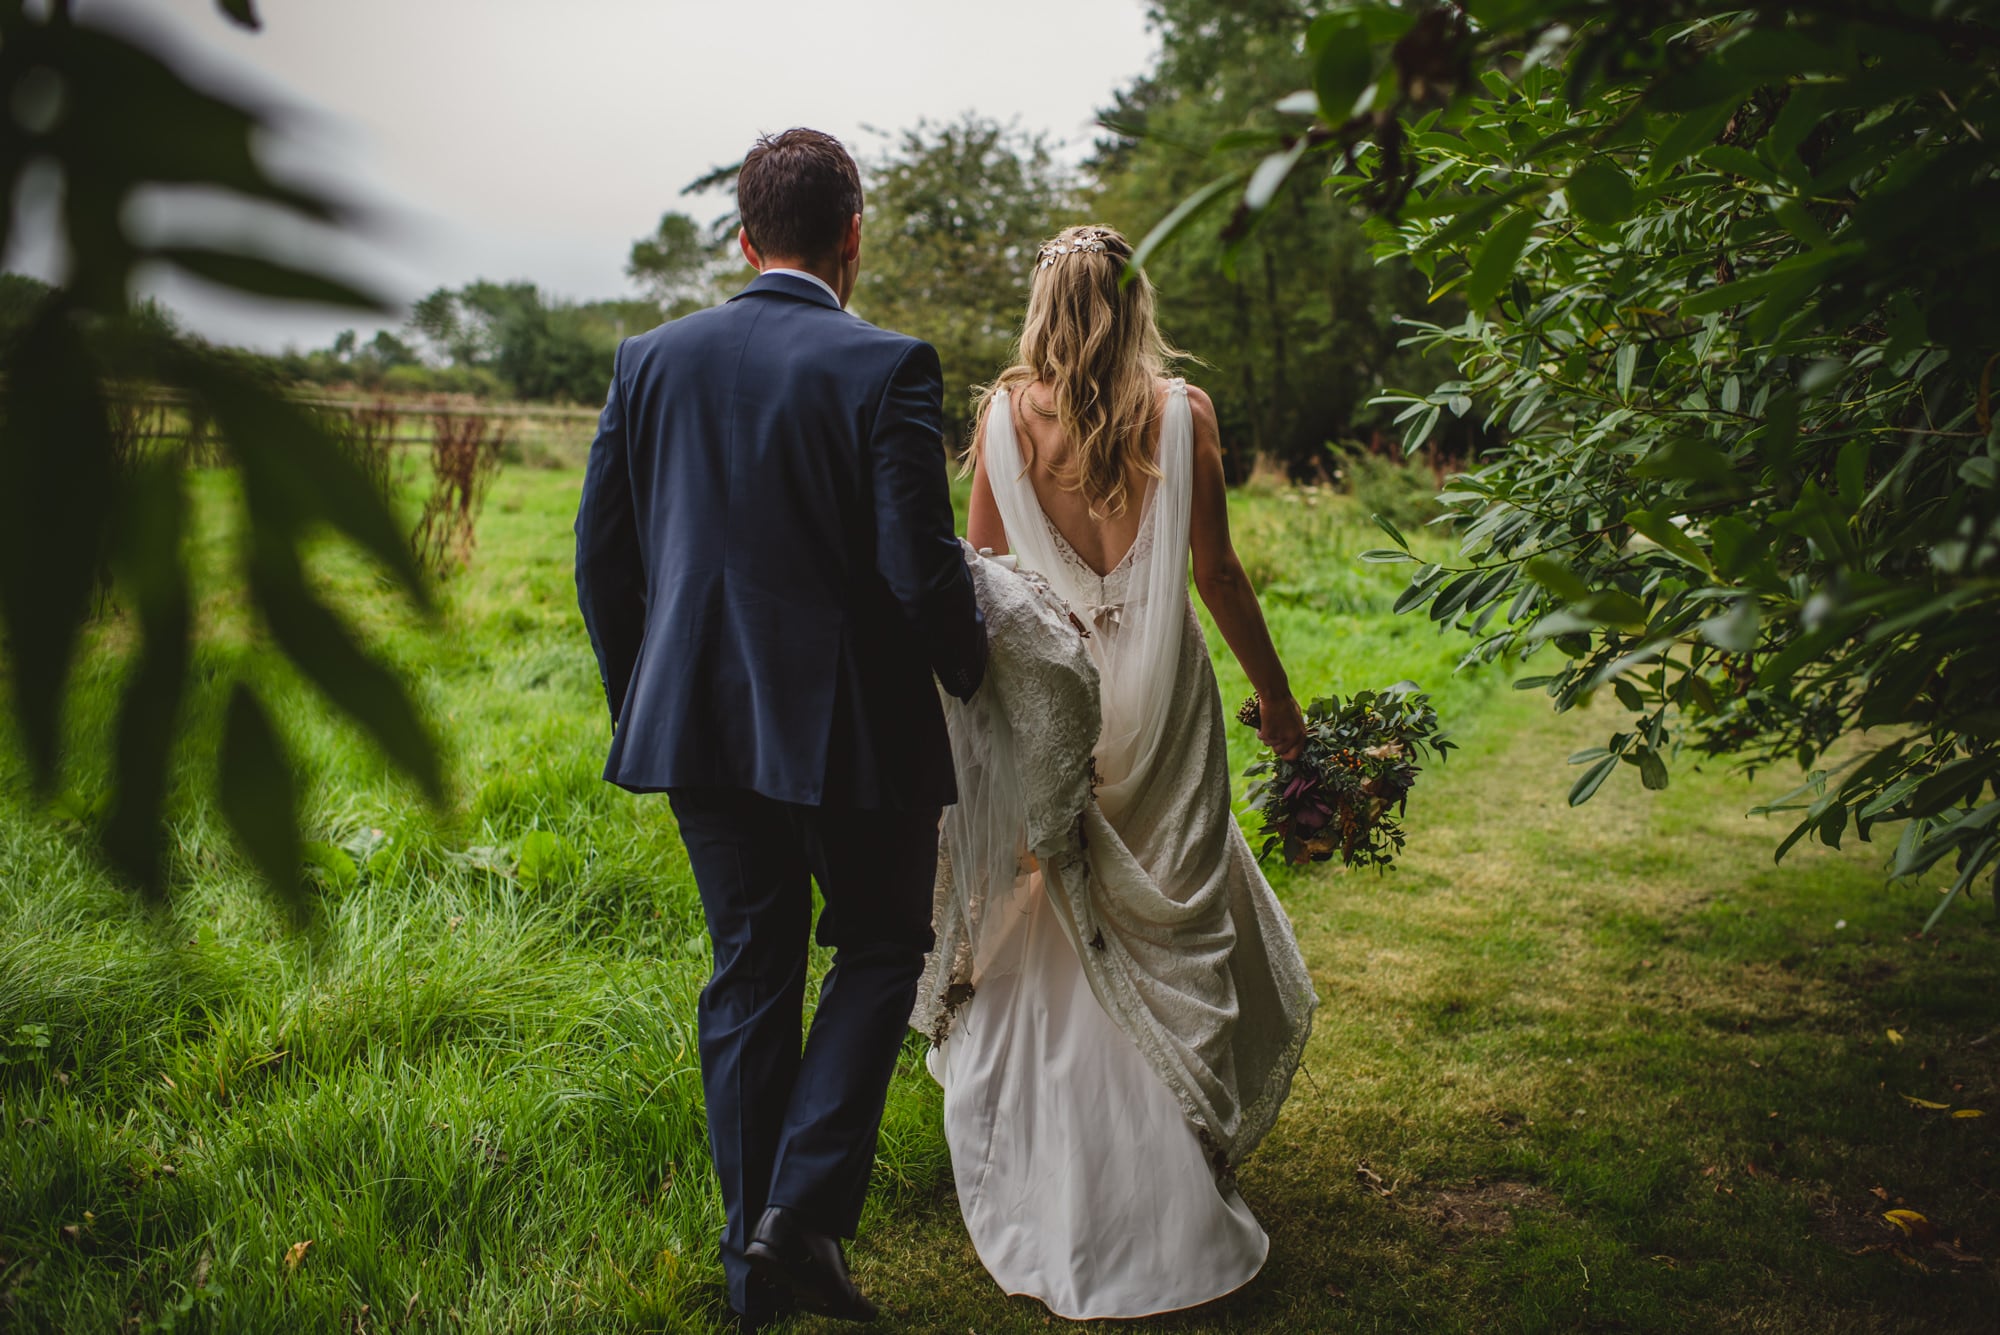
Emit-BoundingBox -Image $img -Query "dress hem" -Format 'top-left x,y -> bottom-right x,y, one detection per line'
986,1233 -> 1270,1324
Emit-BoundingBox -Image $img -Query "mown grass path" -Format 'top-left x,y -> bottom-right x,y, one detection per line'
843,689 -> 2000,1333
1,467 -> 1994,1332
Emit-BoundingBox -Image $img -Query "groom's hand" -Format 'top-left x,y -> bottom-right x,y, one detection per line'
1257,693 -> 1307,761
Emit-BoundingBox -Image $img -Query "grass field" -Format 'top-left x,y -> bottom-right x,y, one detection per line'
1,462 -> 1995,1332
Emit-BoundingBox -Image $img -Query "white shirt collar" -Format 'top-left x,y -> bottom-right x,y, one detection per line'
762,267 -> 842,308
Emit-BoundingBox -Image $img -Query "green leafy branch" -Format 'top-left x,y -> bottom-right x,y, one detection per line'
0,1 -> 440,914
1160,0 -> 2000,928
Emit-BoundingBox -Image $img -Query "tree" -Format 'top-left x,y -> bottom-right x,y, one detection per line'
398,281 -> 620,402
1178,1 -> 2000,926
488,299 -> 616,404
853,115 -> 1078,445
1092,0 -> 1460,478
627,210 -> 715,315
0,0 -> 439,912
365,329 -> 419,369
408,285 -> 483,367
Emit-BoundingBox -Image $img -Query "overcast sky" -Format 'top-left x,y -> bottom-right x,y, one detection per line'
69,0 -> 1159,351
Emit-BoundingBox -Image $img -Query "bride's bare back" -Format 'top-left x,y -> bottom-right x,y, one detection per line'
1006,378 -> 1170,576
967,374 -> 1308,760
970,376 -> 1212,582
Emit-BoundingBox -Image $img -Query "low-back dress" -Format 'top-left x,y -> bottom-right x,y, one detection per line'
919,379 -> 1317,1320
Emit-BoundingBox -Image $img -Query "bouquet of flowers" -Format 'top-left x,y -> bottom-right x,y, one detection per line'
1237,682 -> 1454,870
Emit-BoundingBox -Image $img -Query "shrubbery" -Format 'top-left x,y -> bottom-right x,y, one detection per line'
1337,446 -> 1444,536
1192,0 -> 2000,924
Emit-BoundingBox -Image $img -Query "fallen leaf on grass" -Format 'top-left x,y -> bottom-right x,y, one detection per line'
1934,1239 -> 1984,1264
161,1074 -> 176,1091
1869,1186 -> 1890,1201
1887,1028 -> 1904,1045
1354,1162 -> 1398,1198
285,1239 -> 312,1271
1882,1209 -> 1937,1244
60,1224 -> 81,1244
1951,1108 -> 1984,1119
1901,1094 -> 1951,1109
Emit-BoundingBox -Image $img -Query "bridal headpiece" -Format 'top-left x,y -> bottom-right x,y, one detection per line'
1037,230 -> 1113,270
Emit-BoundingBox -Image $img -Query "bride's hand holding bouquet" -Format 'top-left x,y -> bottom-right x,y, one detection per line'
1250,690 -> 1307,761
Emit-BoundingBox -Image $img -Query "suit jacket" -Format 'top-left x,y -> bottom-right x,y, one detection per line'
574,270 -> 986,809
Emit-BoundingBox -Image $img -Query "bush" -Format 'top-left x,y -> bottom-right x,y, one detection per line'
1194,1 -> 2000,926
1338,446 -> 1442,536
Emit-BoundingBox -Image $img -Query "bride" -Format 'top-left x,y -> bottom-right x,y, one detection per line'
914,224 -> 1318,1320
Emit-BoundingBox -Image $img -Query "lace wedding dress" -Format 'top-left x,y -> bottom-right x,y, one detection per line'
913,380 -> 1317,1320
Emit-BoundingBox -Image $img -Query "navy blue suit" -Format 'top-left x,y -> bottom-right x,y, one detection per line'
574,271 -> 985,1321
574,270 -> 984,806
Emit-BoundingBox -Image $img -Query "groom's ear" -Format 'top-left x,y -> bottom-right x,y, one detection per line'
738,226 -> 764,272
842,213 -> 863,263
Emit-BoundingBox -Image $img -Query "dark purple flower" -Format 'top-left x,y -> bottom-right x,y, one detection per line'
1292,799 -> 1333,833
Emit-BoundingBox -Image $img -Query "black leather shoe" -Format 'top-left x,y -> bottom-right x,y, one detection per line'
743,1206 -> 879,1322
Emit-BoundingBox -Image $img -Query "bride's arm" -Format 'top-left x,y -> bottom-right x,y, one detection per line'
966,407 -> 1008,555
1187,386 -> 1307,760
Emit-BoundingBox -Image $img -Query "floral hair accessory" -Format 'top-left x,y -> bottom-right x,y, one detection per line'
1037,233 -> 1111,270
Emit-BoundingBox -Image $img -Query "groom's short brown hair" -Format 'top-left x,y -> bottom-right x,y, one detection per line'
735,128 -> 863,265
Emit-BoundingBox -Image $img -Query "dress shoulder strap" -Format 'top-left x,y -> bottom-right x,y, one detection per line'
982,387 -> 1074,597
1158,377 -> 1193,510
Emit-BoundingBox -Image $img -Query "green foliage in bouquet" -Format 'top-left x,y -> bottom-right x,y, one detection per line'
1239,682 -> 1455,870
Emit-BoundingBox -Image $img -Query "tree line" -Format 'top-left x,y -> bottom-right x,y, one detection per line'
281,1 -> 1454,479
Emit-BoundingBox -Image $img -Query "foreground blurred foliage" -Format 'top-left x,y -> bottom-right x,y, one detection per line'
1186,0 -> 2000,927
0,0 -> 438,910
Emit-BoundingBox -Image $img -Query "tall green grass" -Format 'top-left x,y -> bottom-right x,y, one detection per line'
0,464 -> 1454,1332
3,465 -> 1991,1333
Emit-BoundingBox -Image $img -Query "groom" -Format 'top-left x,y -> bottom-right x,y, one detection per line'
574,128 -> 986,1328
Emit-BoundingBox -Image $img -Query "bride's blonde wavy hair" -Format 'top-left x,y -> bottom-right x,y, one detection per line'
972,224 -> 1182,520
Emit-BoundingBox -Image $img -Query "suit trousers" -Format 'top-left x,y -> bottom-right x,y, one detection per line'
667,787 -> 940,1318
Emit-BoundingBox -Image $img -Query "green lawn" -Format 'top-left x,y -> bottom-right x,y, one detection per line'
1,464 -> 1994,1332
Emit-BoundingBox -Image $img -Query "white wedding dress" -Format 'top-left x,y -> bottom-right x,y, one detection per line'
915,381 -> 1317,1320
